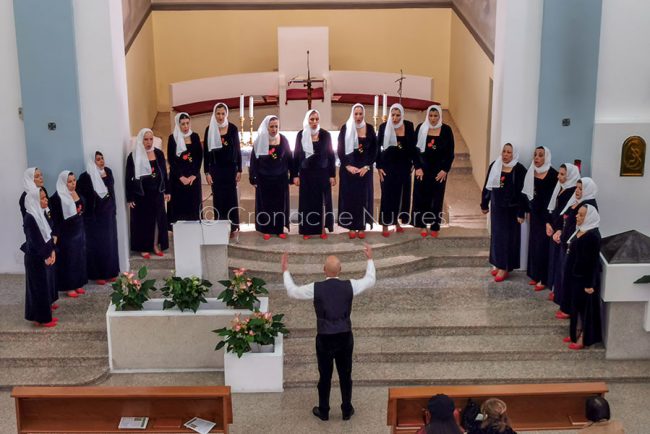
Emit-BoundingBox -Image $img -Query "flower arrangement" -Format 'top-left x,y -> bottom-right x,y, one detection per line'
213,311 -> 289,358
161,275 -> 212,313
110,266 -> 157,311
247,311 -> 289,346
217,268 -> 268,310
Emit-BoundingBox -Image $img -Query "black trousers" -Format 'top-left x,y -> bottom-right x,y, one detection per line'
316,331 -> 354,414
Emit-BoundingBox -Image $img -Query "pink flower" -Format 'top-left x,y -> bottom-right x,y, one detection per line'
234,325 -> 241,332
249,331 -> 255,336
264,313 -> 272,321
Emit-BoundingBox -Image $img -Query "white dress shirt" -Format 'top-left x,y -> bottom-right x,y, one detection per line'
283,260 -> 376,300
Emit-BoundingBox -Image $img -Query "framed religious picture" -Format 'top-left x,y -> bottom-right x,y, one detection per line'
620,135 -> 646,177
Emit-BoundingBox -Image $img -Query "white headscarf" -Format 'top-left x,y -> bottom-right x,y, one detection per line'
547,163 -> 580,211
485,143 -> 520,191
382,103 -> 405,150
344,103 -> 366,155
561,177 -> 598,215
134,128 -> 154,179
24,188 -> 52,243
254,115 -> 279,159
173,112 -> 193,156
301,109 -> 320,159
416,105 -> 443,153
23,167 -> 37,193
86,152 -> 109,199
522,146 -> 553,200
568,203 -> 600,244
208,103 -> 229,151
56,170 -> 77,220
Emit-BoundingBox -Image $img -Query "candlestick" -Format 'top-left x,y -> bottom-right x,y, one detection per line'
240,116 -> 245,145
373,115 -> 378,130
239,94 -> 244,119
382,115 -> 388,123
382,93 -> 387,117
249,96 -> 254,119
374,95 -> 378,118
249,116 -> 254,146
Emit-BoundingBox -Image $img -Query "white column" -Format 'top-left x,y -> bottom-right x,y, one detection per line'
0,0 -> 28,273
73,0 -> 132,271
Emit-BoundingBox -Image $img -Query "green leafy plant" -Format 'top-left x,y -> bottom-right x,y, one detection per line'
248,311 -> 289,345
217,268 -> 268,310
161,275 -> 212,312
213,314 -> 255,358
110,267 -> 157,311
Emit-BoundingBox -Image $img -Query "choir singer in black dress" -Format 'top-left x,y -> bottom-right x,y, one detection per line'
204,103 -> 242,236
125,128 -> 171,258
249,115 -> 292,240
22,188 -> 57,328
546,163 -> 580,312
564,204 -> 602,350
77,151 -> 120,285
167,112 -> 203,224
412,105 -> 455,238
481,143 -> 527,282
522,146 -> 557,291
293,109 -> 336,240
50,170 -> 88,298
20,167 -> 48,218
337,104 -> 376,239
282,244 -> 375,421
376,103 -> 416,237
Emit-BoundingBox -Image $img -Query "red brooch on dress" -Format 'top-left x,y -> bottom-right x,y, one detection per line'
182,152 -> 193,163
269,147 -> 279,159
428,138 -> 436,149
151,165 -> 157,178
221,137 -> 228,147
76,203 -> 83,215
396,141 -> 403,150
358,143 -> 364,154
500,175 -> 506,188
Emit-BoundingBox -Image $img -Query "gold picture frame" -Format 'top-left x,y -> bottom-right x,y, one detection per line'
620,135 -> 646,177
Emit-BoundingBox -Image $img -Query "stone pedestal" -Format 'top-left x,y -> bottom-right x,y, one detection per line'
173,220 -> 229,279
224,334 -> 284,393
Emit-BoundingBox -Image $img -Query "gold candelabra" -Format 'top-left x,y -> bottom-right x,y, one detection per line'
249,116 -> 255,146
239,117 -> 245,144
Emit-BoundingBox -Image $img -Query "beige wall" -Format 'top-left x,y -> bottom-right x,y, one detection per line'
151,8 -> 451,111
448,11 -> 493,186
125,16 -> 158,134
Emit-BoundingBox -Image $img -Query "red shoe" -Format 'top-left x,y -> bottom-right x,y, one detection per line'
263,234 -> 271,240
108,277 -> 117,283
52,317 -> 59,322
278,233 -> 287,239
141,252 -> 151,259
96,280 -> 107,285
349,232 -> 357,239
35,321 -> 57,328
382,231 -> 390,238
154,251 -> 164,257
395,226 -> 405,233
528,280 -> 537,285
555,311 -> 570,320
548,292 -> 555,301
303,235 -> 311,240
534,284 -> 546,291
568,343 -> 585,350
358,232 -> 366,239
429,231 -> 439,238
75,288 -> 86,295
51,304 -> 59,311
420,231 -> 428,238
563,336 -> 571,343
67,291 -> 79,298
490,269 -> 498,276
320,234 -> 328,240
494,272 -> 509,283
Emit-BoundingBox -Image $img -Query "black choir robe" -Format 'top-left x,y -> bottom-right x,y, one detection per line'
547,186 -> 577,307
203,123 -> 242,231
125,148 -> 170,252
22,213 -> 55,324
376,121 -> 416,226
249,135 -> 292,235
481,162 -> 528,271
336,124 -> 377,230
565,229 -> 603,347
77,168 -> 120,280
412,123 -> 455,230
44,209 -> 59,304
19,187 -> 49,218
49,194 -> 88,292
293,129 -> 336,235
558,198 -> 598,314
526,167 -> 558,285
167,132 -> 203,224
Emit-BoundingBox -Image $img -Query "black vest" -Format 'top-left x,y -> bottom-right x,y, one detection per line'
313,279 -> 354,335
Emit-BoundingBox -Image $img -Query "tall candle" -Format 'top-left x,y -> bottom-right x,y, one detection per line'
249,96 -> 254,118
240,94 -> 244,118
382,94 -> 388,117
374,95 -> 379,117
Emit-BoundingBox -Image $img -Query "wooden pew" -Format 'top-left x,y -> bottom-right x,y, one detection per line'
387,382 -> 608,433
12,386 -> 233,433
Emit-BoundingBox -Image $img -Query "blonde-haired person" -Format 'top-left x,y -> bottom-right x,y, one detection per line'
468,398 -> 517,434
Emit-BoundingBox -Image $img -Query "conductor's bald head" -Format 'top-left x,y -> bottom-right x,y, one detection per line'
324,255 -> 341,277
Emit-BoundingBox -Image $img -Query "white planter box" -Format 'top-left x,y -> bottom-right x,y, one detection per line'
106,297 -> 268,373
224,334 -> 284,393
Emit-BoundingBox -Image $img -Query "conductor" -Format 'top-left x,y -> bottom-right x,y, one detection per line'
282,244 -> 376,421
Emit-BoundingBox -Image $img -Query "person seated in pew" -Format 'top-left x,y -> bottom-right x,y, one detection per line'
416,394 -> 462,434
581,396 -> 625,433
468,398 -> 517,434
